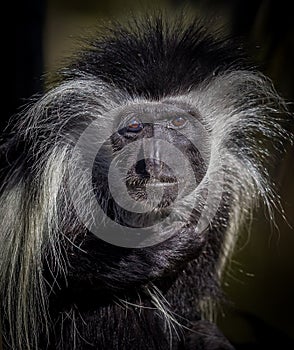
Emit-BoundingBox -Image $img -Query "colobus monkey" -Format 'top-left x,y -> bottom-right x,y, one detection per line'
0,14 -> 289,350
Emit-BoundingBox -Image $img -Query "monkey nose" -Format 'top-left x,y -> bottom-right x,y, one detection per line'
139,139 -> 178,183
134,158 -> 177,183
144,158 -> 177,183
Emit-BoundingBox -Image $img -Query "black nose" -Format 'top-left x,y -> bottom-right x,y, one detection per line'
135,158 -> 177,183
135,159 -> 150,180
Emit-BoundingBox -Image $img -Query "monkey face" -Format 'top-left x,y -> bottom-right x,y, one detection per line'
80,101 -> 211,243
61,100 -> 228,296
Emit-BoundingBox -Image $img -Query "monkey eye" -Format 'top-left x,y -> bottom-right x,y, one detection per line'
126,118 -> 143,132
171,116 -> 187,128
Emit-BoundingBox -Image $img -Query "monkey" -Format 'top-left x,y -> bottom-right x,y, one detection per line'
0,14 -> 290,350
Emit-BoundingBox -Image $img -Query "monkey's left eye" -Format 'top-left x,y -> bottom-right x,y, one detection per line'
126,118 -> 143,132
171,116 -> 187,128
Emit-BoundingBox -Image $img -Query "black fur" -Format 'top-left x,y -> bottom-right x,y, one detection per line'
1,14 -> 286,350
66,16 -> 248,98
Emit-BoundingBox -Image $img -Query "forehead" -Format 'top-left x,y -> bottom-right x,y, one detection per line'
114,101 -> 195,123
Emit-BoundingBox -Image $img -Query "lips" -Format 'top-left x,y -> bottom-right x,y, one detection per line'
145,180 -> 178,188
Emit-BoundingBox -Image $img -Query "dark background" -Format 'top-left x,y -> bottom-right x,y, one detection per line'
5,0 -> 294,348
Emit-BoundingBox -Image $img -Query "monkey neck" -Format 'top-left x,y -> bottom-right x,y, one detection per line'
44,273 -> 201,350
43,231 -> 224,350
48,301 -> 177,350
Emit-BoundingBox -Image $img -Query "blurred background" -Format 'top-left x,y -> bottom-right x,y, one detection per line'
6,0 -> 294,348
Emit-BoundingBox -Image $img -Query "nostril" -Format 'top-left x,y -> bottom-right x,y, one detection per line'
135,159 -> 150,180
144,159 -> 177,183
134,158 -> 177,183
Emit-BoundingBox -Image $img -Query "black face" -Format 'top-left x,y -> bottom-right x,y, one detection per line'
92,102 -> 208,230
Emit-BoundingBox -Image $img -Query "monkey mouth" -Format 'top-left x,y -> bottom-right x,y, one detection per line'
125,177 -> 179,210
145,180 -> 179,188
126,174 -> 180,189
126,177 -> 179,191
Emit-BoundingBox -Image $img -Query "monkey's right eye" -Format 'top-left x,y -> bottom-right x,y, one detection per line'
126,118 -> 143,132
